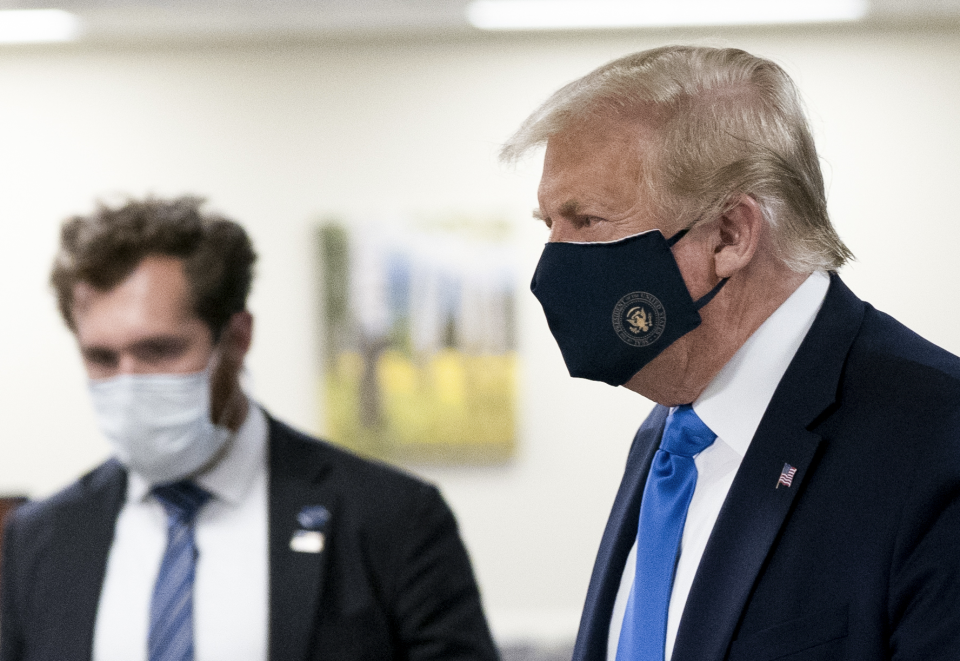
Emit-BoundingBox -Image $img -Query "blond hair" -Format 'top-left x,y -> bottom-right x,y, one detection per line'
502,46 -> 852,272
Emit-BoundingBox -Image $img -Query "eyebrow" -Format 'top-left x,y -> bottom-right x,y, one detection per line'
558,200 -> 582,218
80,334 -> 191,359
80,346 -> 118,365
128,336 -> 190,353
533,200 -> 585,223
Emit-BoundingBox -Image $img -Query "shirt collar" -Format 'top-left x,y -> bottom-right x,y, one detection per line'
127,397 -> 269,506
692,271 -> 830,458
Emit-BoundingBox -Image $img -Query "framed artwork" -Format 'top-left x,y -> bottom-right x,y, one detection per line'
318,217 -> 517,464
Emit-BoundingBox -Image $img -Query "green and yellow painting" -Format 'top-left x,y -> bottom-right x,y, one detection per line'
318,219 -> 517,463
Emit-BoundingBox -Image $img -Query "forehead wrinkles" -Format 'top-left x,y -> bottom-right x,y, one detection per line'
540,118 -> 652,212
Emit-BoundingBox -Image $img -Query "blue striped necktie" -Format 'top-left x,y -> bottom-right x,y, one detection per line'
616,405 -> 717,661
149,481 -> 212,661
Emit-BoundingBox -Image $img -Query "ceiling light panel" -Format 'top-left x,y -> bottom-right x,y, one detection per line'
466,0 -> 870,30
0,9 -> 82,43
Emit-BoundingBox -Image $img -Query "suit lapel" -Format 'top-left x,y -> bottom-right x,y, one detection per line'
267,417 -> 336,661
45,460 -> 126,661
671,426 -> 820,661
671,275 -> 866,661
574,406 -> 667,661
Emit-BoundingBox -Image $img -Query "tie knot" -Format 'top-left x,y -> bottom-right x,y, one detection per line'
152,481 -> 211,524
659,405 -> 716,457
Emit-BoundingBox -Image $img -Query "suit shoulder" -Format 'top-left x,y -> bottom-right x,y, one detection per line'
835,305 -> 960,473
857,305 -> 960,378
267,417 -> 441,503
848,305 -> 960,402
4,459 -> 125,543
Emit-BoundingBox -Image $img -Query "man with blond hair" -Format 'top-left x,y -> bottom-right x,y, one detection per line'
507,46 -> 960,660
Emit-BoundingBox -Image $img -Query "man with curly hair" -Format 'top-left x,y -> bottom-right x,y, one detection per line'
0,196 -> 498,661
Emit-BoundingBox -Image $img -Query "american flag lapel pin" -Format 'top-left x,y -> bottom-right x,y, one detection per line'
776,463 -> 798,489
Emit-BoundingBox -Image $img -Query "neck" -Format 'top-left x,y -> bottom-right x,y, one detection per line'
623,264 -> 809,407
220,387 -> 249,432
191,389 -> 248,481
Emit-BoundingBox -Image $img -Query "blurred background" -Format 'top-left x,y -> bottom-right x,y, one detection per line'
1,0 -> 960,653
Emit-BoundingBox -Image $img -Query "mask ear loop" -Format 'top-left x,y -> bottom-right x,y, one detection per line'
666,228 -> 689,246
694,277 -> 728,310
665,226 -> 729,310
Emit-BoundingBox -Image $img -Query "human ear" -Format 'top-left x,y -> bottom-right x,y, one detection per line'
220,311 -> 254,363
210,311 -> 253,430
714,194 -> 763,278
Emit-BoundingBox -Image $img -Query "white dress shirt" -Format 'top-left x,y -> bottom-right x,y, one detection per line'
93,401 -> 270,661
607,271 -> 830,661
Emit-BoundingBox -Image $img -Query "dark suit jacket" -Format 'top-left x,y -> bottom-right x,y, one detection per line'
0,415 -> 499,661
574,275 -> 960,661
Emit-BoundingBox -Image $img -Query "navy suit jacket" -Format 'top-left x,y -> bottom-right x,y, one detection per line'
574,275 -> 960,661
0,415 -> 499,661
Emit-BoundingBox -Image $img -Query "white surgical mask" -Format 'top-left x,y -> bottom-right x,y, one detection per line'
88,366 -> 232,485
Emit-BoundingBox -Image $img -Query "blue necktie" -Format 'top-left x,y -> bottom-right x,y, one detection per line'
149,481 -> 212,661
616,405 -> 717,661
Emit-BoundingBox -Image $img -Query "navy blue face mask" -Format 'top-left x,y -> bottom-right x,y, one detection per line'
530,228 -> 727,386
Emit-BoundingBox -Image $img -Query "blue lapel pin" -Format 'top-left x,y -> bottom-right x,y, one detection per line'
290,505 -> 330,553
297,505 -> 331,530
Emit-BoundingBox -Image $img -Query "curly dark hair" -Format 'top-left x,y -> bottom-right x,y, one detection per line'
51,196 -> 257,339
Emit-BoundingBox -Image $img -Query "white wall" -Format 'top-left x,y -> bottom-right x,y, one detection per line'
2,25 -> 960,644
